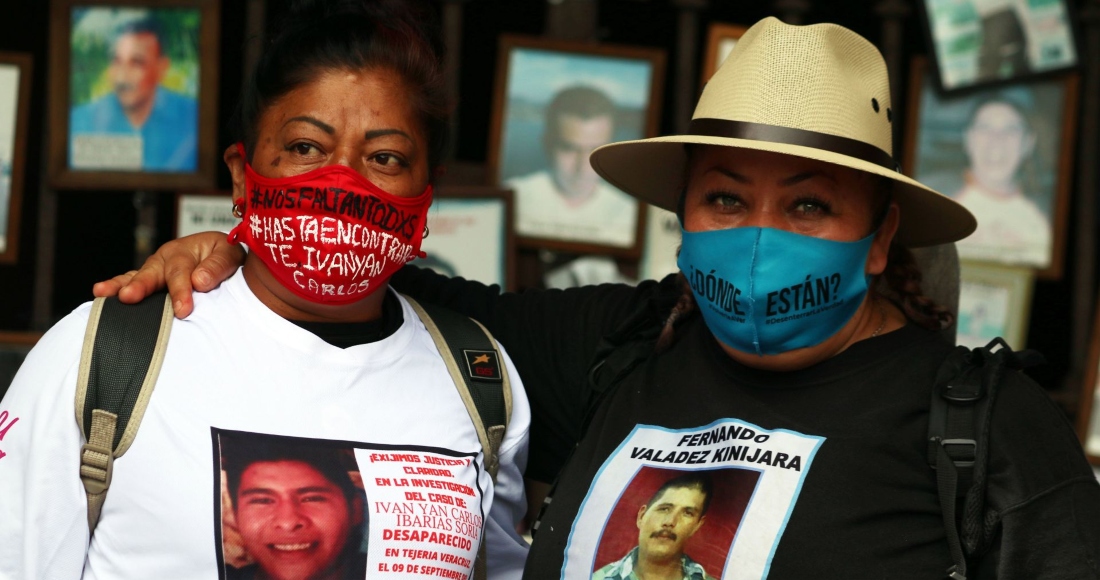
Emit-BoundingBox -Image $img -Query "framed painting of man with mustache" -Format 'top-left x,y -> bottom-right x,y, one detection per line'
47,0 -> 220,190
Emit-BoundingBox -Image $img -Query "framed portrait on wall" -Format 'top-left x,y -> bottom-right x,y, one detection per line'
413,187 -> 516,290
904,58 -> 1077,278
701,22 -> 747,84
175,191 -> 236,238
487,35 -> 666,258
1076,293 -> 1100,465
918,0 -> 1078,93
47,0 -> 220,190
0,53 -> 32,264
955,261 -> 1034,350
639,206 -> 681,281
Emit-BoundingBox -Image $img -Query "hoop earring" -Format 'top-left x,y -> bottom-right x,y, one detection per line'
423,225 -> 430,239
232,203 -> 244,218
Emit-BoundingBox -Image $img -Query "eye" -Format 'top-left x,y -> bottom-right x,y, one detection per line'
704,191 -> 743,210
371,152 -> 409,169
300,493 -> 330,503
245,496 -> 275,506
286,141 -> 322,158
791,196 -> 832,217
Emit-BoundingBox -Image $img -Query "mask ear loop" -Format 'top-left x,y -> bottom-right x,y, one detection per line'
747,229 -> 763,357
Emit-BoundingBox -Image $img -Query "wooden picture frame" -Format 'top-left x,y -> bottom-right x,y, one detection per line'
175,190 -> 235,238
487,34 -> 666,258
917,0 -> 1079,94
417,186 -> 516,291
0,52 -> 32,264
701,22 -> 747,85
904,57 -> 1078,279
1077,294 -> 1100,465
47,0 -> 220,190
955,261 -> 1034,350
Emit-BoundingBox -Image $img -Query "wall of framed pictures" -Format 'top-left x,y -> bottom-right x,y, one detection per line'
0,0 -> 1096,428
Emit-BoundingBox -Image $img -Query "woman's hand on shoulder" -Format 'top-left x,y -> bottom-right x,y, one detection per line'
92,231 -> 245,319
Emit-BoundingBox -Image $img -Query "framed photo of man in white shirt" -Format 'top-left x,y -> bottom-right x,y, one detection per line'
488,36 -> 666,257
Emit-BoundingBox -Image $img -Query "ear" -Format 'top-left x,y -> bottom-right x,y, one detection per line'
225,144 -> 247,206
155,55 -> 171,80
686,515 -> 706,539
636,504 -> 648,529
866,203 -> 899,276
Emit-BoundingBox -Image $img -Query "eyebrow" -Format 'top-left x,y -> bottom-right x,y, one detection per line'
283,116 -> 335,134
365,128 -> 415,144
708,168 -> 838,188
238,486 -> 339,497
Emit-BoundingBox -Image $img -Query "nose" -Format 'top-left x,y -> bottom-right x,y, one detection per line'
737,207 -> 785,230
272,500 -> 308,531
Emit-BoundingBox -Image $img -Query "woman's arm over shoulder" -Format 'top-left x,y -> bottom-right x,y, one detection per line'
0,306 -> 97,578
977,370 -> 1100,579
392,267 -> 679,484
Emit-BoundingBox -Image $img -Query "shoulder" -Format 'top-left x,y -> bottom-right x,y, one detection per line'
986,361 -> 1095,506
69,96 -> 114,129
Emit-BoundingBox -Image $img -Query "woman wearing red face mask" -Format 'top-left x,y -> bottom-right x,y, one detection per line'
0,2 -> 531,579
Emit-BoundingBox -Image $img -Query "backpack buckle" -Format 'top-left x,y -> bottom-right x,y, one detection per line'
946,564 -> 967,580
80,442 -> 114,496
940,438 -> 977,467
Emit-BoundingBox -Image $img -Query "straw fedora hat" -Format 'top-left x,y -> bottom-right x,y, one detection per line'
589,17 -> 976,248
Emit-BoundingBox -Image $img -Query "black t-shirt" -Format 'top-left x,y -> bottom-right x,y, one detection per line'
390,266 -> 1100,579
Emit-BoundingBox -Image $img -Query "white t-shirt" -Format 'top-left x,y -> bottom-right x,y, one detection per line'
507,171 -> 638,248
954,182 -> 1051,267
0,270 -> 530,579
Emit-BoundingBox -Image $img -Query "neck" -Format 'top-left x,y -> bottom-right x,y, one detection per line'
634,554 -> 683,580
969,171 -> 1018,199
121,94 -> 156,129
242,253 -> 387,322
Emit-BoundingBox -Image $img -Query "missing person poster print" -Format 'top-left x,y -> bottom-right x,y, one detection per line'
213,429 -> 486,579
563,420 -> 824,579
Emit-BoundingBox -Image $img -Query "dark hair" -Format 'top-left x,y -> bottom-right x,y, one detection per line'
543,86 -> 615,149
234,0 -> 449,170
221,434 -> 360,507
646,472 -> 714,517
116,18 -> 164,52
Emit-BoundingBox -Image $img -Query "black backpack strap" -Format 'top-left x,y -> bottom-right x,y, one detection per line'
75,292 -> 174,536
403,296 -> 511,580
927,337 -> 1044,580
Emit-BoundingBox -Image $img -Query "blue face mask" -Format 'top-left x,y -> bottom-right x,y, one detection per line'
677,226 -> 876,356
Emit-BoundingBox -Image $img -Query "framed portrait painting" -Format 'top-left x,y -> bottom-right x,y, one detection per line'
488,35 -> 666,258
175,191 -> 236,238
0,53 -> 32,264
47,0 -> 220,190
918,0 -> 1078,93
413,187 -> 516,290
904,58 -> 1077,278
955,261 -> 1034,350
1077,294 -> 1100,465
701,22 -> 747,84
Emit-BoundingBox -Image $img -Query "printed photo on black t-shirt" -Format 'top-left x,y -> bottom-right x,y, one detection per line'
214,430 -> 369,580
590,466 -> 759,580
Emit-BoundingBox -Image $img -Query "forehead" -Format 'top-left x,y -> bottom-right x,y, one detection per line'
239,460 -> 338,489
262,68 -> 424,138
972,102 -> 1026,127
114,31 -> 161,56
688,146 -> 870,187
649,486 -> 706,510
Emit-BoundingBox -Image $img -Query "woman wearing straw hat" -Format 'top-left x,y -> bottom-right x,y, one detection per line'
98,16 -> 1099,579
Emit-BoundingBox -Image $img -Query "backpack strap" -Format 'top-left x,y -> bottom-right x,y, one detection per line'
404,295 -> 511,580
75,292 -> 174,536
927,337 -> 1043,580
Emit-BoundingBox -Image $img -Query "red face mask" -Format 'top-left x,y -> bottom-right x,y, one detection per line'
227,144 -> 433,305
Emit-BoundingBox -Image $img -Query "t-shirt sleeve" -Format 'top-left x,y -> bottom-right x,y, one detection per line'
390,266 -> 670,483
483,343 -> 531,580
974,371 -> 1100,579
0,306 -> 93,579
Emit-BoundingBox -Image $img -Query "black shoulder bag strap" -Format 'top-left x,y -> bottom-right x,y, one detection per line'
75,292 -> 174,536
927,337 -> 1044,580
403,296 -> 511,580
